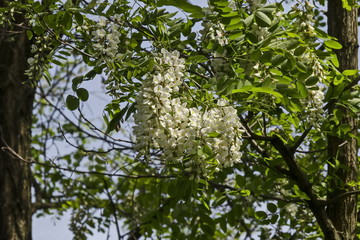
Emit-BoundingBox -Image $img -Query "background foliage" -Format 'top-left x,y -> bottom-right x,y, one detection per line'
1,0 -> 359,239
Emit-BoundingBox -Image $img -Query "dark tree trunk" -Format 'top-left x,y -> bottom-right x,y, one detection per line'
327,1 -> 358,239
0,1 -> 34,239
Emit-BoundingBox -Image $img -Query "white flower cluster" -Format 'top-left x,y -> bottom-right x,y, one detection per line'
251,23 -> 269,42
249,0 -> 264,11
290,2 -> 315,37
286,204 -> 299,218
133,49 -> 243,175
92,15 -> 122,58
25,35 -> 51,80
306,89 -> 325,131
300,52 -> 326,131
211,53 -> 231,81
200,21 -> 228,47
312,59 -> 326,83
199,19 -> 232,82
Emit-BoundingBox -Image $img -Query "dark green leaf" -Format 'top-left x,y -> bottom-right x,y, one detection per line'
305,76 -> 319,86
72,76 -> 83,91
66,95 -> 79,111
235,175 -> 246,188
106,106 -> 128,133
62,11 -> 72,30
296,81 -> 308,98
255,211 -> 267,220
267,203 -> 277,213
255,11 -> 272,27
74,12 -> 83,25
76,88 -> 89,101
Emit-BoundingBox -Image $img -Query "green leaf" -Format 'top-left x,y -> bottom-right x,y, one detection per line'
27,30 -> 33,40
62,11 -> 72,30
50,59 -> 63,67
202,144 -> 213,155
229,17 -> 241,26
231,85 -> 253,93
255,11 -> 272,27
72,76 -> 83,91
213,195 -> 227,207
167,181 -> 178,197
296,61 -> 307,73
330,53 -> 340,67
270,215 -> 278,224
66,95 -> 79,111
208,132 -> 222,138
201,224 -> 215,236
333,109 -> 343,125
267,203 -> 277,213
229,31 -> 242,40
251,87 -> 283,99
242,14 -> 254,27
232,86 -> 283,99
106,105 -> 128,133
269,40 -> 300,50
342,0 -> 354,10
157,0 -> 202,13
296,81 -> 308,98
348,98 -> 360,106
334,75 -> 344,85
324,40 -> 342,49
74,12 -> 83,25
271,55 -> 286,66
188,54 -> 207,63
76,88 -> 89,101
240,189 -> 250,196
44,14 -> 56,29
294,46 -> 307,56
255,211 -> 267,220
305,76 -> 319,86
222,12 -> 238,17
33,26 -> 45,35
293,185 -> 310,200
200,198 -> 210,210
235,175 -> 246,188
342,69 -> 358,76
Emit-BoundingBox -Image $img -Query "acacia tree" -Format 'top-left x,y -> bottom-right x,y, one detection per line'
0,0 -> 359,239
0,0 -> 33,238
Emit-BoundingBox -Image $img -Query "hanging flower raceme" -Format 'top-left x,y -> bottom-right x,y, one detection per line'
133,49 -> 244,176
92,16 -> 122,59
306,88 -> 325,131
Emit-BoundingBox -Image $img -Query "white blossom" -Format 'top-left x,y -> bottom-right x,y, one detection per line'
305,88 -> 325,131
92,18 -> 122,59
133,49 -> 244,176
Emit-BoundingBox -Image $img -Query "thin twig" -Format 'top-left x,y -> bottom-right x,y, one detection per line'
2,145 -> 174,179
326,190 -> 360,206
104,180 -> 122,240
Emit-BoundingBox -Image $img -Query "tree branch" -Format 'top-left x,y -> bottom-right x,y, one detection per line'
290,127 -> 311,153
326,190 -> 360,206
2,145 -> 174,179
270,135 -> 338,239
104,180 -> 122,240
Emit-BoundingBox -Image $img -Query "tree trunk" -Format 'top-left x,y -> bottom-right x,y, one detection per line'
327,1 -> 358,239
0,2 -> 34,239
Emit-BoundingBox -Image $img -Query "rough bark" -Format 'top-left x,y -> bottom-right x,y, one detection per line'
0,2 -> 34,239
327,1 -> 359,239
